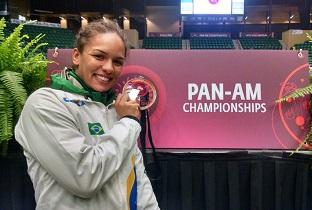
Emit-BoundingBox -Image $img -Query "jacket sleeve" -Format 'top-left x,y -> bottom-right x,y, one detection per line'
135,147 -> 160,210
14,90 -> 141,198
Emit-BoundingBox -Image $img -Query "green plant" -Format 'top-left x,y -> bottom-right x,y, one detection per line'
0,18 -> 49,155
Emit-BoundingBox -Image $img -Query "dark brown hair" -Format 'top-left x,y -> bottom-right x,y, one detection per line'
75,18 -> 128,57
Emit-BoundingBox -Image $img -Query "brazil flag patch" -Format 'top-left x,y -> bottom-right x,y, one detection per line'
88,123 -> 105,135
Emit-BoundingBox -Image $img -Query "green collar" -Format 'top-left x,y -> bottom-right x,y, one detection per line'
50,71 -> 115,106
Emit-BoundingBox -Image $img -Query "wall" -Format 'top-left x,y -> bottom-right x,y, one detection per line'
124,29 -> 139,48
146,6 -> 180,35
60,18 -> 67,28
8,0 -> 29,18
282,29 -> 312,49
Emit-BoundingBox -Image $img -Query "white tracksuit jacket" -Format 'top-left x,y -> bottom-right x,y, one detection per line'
15,85 -> 160,210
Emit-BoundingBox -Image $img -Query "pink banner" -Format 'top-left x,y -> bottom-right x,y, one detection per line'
47,49 -> 310,149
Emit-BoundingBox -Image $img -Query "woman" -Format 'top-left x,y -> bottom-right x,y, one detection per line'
15,18 -> 160,210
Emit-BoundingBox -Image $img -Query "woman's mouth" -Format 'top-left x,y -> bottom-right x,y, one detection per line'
95,74 -> 111,82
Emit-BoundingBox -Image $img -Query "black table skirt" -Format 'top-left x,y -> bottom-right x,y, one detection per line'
1,150 -> 312,210
150,151 -> 312,210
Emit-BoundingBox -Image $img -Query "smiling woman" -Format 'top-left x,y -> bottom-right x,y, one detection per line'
73,32 -> 126,92
14,18 -> 160,210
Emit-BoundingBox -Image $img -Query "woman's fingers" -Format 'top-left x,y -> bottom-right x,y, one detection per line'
115,93 -> 140,119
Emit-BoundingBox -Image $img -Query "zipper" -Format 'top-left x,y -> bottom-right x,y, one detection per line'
107,100 -> 115,109
105,100 -> 117,129
105,100 -> 126,209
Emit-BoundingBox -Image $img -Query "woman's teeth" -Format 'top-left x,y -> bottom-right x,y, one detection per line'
96,74 -> 110,82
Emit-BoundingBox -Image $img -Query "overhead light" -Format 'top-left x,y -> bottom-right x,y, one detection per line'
34,9 -> 53,14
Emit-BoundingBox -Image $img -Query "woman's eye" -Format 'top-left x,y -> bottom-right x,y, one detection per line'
114,60 -> 124,66
93,54 -> 104,60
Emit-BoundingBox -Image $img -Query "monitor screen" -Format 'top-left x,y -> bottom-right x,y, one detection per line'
181,0 -> 244,15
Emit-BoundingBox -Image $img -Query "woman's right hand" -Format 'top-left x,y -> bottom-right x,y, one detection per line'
115,93 -> 141,120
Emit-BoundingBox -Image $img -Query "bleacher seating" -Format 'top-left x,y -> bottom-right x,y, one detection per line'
293,41 -> 312,66
4,23 -> 75,51
239,37 -> 282,50
142,37 -> 182,49
190,37 -> 234,49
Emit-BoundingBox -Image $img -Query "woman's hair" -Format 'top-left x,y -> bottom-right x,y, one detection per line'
75,18 -> 129,57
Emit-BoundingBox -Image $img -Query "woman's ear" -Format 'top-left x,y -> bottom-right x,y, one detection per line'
72,48 -> 80,66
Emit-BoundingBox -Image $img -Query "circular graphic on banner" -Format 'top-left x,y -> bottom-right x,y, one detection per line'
114,65 -> 167,123
123,77 -> 157,110
271,64 -> 311,149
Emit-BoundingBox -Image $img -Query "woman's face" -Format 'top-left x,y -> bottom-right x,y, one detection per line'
72,32 -> 126,92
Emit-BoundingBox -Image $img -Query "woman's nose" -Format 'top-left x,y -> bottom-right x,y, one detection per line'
101,59 -> 114,73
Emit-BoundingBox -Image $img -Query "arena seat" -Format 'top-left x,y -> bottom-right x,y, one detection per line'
5,23 -> 75,51
190,37 -> 234,49
239,37 -> 282,50
142,37 -> 182,49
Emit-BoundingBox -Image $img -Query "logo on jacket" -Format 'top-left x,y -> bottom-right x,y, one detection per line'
88,123 -> 105,135
63,97 -> 86,106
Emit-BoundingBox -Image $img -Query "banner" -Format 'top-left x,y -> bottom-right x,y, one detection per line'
193,0 -> 231,15
47,49 -> 310,149
190,32 -> 231,37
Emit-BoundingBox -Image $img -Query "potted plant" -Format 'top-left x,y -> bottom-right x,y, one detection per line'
0,18 -> 49,155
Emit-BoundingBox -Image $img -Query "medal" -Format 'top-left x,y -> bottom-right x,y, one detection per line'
123,76 -> 157,110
